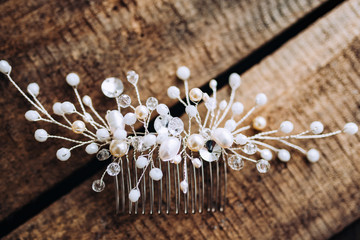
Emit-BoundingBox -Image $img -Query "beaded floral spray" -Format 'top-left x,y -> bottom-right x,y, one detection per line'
1,60 -> 358,213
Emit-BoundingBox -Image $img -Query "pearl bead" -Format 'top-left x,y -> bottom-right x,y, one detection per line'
187,134 -> 205,152
135,105 -> 149,120
129,188 -> 140,202
96,128 -> 110,142
231,102 -> 244,115
156,104 -> 169,116
56,148 -> 71,161
167,86 -> 180,99
34,129 -> 48,142
211,128 -> 234,148
66,73 -> 80,87
278,149 -> 291,162
260,149 -> 273,161
180,180 -> 188,193
253,116 -> 267,130
229,73 -> 241,89
191,158 -> 202,168
52,102 -> 64,115
150,168 -> 163,181
124,112 -> 137,125
143,134 -> 156,147
0,60 -> 11,74
176,66 -> 190,80
219,100 -> 227,110
343,122 -> 358,135
85,143 -> 99,155
72,120 -> 86,134
113,129 -> 127,140
235,134 -> 248,145
225,119 -> 236,132
61,101 -> 75,114
82,95 -> 92,106
171,154 -> 182,164
106,110 -> 124,133
307,148 -> 320,163
185,105 -> 197,118
109,140 -> 128,157
310,121 -> 324,134
25,110 -> 40,121
136,156 -> 148,169
279,121 -> 294,134
209,79 -> 217,89
189,88 -> 203,102
255,93 -> 267,106
159,137 -> 181,161
27,83 -> 40,96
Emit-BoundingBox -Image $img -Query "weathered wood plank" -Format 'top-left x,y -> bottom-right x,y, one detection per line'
0,0 -> 329,223
5,0 -> 360,239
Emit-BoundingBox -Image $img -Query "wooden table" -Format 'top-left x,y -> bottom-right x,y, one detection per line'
0,0 -> 359,239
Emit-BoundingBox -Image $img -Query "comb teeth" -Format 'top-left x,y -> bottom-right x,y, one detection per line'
115,154 -> 227,215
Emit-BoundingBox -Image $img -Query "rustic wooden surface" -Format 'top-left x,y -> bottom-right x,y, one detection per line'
0,0 -> 359,239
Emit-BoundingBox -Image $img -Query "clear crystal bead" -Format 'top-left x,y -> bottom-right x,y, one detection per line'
92,179 -> 105,192
106,162 -> 121,176
118,94 -> 131,108
127,70 -> 139,84
101,77 -> 124,98
256,159 -> 270,173
96,149 -> 111,161
227,154 -> 244,170
168,117 -> 184,136
243,143 -> 257,155
154,115 -> 172,132
199,140 -> 222,162
200,128 -> 211,139
146,97 -> 158,111
131,136 -> 149,152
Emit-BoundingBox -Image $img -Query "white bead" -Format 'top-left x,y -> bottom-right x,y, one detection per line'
176,66 -> 190,80
82,95 -> 92,106
253,116 -> 267,130
191,158 -> 202,168
159,137 -> 181,161
52,102 -> 64,115
260,149 -> 273,161
113,129 -> 127,140
211,128 -> 234,148
96,128 -> 110,142
180,180 -> 189,193
124,112 -> 137,125
0,60 -> 11,74
279,121 -> 294,134
156,104 -> 169,116
185,105 -> 197,118
143,134 -> 156,147
56,148 -> 71,161
307,148 -> 320,163
209,79 -> 217,89
255,93 -> 267,106
85,143 -> 99,155
34,129 -> 48,142
189,88 -> 203,102
219,100 -> 227,110
231,102 -> 244,115
167,86 -> 180,99
150,168 -> 163,181
235,134 -> 248,145
129,188 -> 141,202
83,112 -> 93,123
343,122 -> 358,135
106,110 -> 124,133
310,121 -> 324,134
66,73 -> 80,87
202,92 -> 210,102
171,155 -> 182,164
71,120 -> 86,134
25,110 -> 40,121
27,83 -> 40,96
135,105 -> 149,120
229,73 -> 241,89
61,101 -> 75,114
136,156 -> 148,169
278,149 -> 291,162
225,119 -> 236,132
187,134 -> 205,152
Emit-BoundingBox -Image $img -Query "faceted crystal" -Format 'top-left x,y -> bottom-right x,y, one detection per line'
101,77 -> 124,98
106,162 -> 121,176
256,159 -> 270,173
168,117 -> 184,136
96,149 -> 111,161
154,115 -> 172,132
227,154 -> 244,171
200,128 -> 211,139
92,179 -> 105,192
127,70 -> 139,84
131,136 -> 149,152
243,142 -> 258,155
118,94 -> 131,108
199,140 -> 222,162
146,97 -> 158,111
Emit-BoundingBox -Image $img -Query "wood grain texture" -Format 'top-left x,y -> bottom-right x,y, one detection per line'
0,0 -> 329,222
5,0 -> 360,239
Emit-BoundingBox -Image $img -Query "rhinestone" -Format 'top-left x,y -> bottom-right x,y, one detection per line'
118,94 -> 131,108
168,117 -> 184,136
256,159 -> 270,173
127,70 -> 139,84
96,149 -> 111,161
227,154 -> 244,171
154,115 -> 172,132
146,97 -> 158,111
101,77 -> 124,98
131,136 -> 149,152
199,140 -> 222,162
243,142 -> 257,155
92,179 -> 105,192
106,162 -> 121,176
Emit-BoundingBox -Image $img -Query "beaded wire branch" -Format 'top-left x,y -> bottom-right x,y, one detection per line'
0,60 -> 358,211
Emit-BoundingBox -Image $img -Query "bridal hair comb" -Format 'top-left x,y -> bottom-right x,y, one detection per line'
1,60 -> 358,215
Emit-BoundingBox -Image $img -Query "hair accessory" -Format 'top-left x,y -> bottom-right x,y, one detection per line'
1,60 -> 358,214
